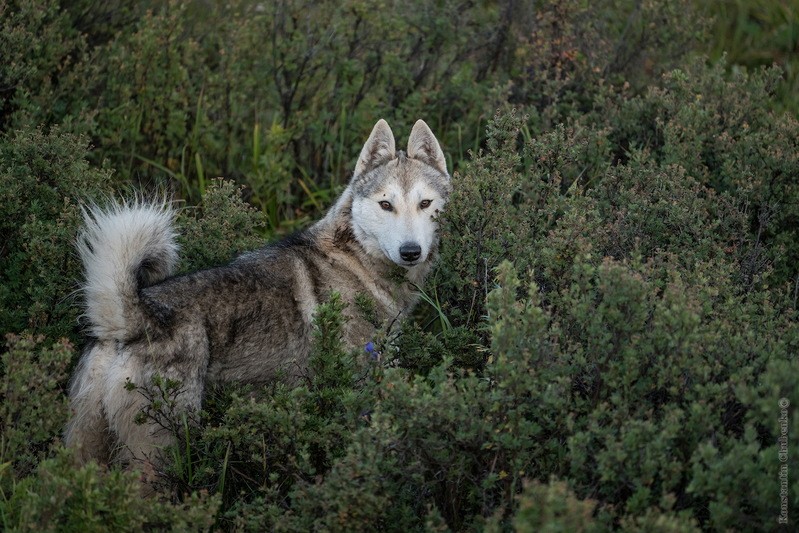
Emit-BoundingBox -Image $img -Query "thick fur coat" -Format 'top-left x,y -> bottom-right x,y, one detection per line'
64,119 -> 451,466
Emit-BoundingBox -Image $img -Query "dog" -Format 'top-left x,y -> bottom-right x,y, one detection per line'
64,119 -> 451,467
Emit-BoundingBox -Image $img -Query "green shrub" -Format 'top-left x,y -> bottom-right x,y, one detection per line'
0,448 -> 219,532
0,0 -> 89,131
45,0 -> 516,219
1,1 -> 798,531
488,478 -> 599,533
239,103 -> 796,529
582,58 -> 799,285
0,127 -> 113,341
702,0 -> 799,115
394,324 -> 483,376
0,334 -> 71,482
175,178 -> 267,273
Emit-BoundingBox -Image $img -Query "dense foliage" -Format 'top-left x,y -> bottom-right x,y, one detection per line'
1,0 -> 798,531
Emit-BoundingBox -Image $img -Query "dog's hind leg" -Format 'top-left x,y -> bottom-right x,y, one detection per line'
105,329 -> 210,473
64,343 -> 115,464
101,348 -> 173,468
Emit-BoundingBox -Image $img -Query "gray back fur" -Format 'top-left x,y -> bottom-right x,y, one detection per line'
64,119 -> 450,469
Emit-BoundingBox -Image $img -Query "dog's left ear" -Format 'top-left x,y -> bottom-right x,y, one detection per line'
407,119 -> 447,175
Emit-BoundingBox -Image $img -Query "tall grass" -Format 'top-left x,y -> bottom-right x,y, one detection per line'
703,0 -> 799,114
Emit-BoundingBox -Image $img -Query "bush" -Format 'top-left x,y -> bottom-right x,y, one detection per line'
0,0 -> 89,131
587,59 -> 799,285
0,127 -> 113,341
175,178 -> 266,273
1,1 -> 798,531
0,448 -> 219,532
0,334 -> 72,482
488,478 -> 600,533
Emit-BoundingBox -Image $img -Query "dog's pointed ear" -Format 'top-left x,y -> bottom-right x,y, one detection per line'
354,119 -> 396,176
407,119 -> 447,175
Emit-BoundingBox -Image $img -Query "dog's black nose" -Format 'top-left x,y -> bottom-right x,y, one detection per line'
399,242 -> 422,262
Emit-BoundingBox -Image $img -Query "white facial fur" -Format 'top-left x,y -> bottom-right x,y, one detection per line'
347,119 -> 450,268
351,178 -> 446,267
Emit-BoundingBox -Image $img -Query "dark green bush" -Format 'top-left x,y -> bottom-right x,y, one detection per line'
486,478 -> 600,533
4,0 -> 713,225
175,178 -> 266,273
0,0 -> 89,131
0,448 -> 219,532
1,1 -> 798,531
0,334 -> 71,482
0,130 -> 265,342
588,59 -> 799,285
238,94 -> 795,528
703,0 -> 799,115
0,127 -> 113,340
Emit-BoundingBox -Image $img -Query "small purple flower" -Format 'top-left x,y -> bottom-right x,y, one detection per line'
365,341 -> 378,360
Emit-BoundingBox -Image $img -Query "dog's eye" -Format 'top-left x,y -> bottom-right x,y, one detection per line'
379,201 -> 393,211
419,199 -> 432,209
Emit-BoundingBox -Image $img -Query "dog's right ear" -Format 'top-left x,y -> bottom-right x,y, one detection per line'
354,119 -> 396,176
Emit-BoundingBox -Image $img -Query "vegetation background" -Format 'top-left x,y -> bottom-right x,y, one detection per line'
1,0 -> 798,530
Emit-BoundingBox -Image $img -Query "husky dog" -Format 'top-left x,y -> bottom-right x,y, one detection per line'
65,119 -> 450,466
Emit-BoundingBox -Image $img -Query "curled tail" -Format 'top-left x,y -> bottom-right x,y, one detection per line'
77,200 -> 178,341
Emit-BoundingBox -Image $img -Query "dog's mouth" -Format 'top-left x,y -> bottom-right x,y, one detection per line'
378,245 -> 420,268
392,255 -> 420,268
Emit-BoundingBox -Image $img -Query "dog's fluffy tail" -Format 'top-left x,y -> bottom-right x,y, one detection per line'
77,200 -> 178,340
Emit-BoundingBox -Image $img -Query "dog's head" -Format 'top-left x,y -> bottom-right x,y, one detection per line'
349,119 -> 451,268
